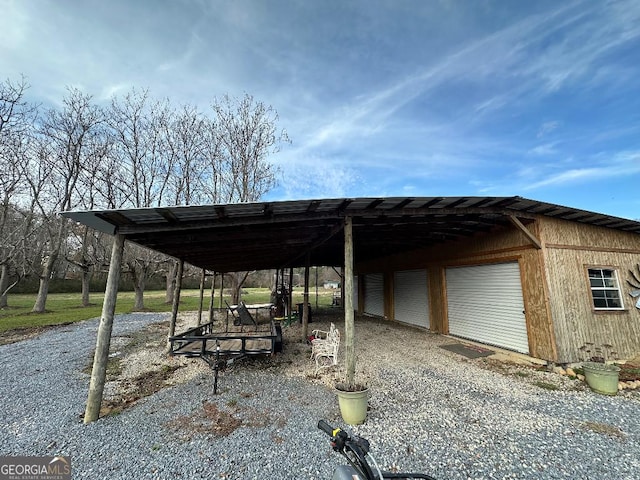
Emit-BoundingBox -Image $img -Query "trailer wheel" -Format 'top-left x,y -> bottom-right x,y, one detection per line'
274,324 -> 283,353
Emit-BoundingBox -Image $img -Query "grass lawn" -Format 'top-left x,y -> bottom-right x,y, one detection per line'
0,287 -> 337,335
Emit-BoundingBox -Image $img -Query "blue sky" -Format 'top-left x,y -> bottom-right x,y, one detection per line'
2,0 -> 639,219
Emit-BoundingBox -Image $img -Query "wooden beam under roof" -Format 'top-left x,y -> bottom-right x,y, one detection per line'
508,215 -> 542,249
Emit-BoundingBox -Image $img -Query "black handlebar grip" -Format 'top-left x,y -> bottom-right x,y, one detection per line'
318,419 -> 335,436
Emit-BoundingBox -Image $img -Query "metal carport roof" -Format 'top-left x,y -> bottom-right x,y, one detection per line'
61,196 -> 640,272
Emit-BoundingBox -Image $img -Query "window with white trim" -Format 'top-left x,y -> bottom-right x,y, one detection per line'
588,268 -> 624,310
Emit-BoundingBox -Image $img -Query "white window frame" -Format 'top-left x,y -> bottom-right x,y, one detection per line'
587,267 -> 624,311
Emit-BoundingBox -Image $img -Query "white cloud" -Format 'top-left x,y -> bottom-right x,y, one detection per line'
537,121 -> 560,138
523,152 -> 640,190
528,143 -> 558,156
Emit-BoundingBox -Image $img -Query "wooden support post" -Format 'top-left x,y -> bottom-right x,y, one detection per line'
84,233 -> 125,424
219,273 -> 224,310
287,267 -> 293,322
344,217 -> 356,387
208,272 -> 216,323
340,267 -> 345,308
315,266 -> 319,310
302,258 -> 310,340
168,259 -> 184,347
197,268 -> 206,326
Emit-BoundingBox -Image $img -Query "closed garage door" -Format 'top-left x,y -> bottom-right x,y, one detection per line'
394,270 -> 429,328
446,262 -> 529,354
363,273 -> 384,317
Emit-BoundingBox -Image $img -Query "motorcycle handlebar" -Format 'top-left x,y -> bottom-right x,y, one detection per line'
317,419 -> 335,436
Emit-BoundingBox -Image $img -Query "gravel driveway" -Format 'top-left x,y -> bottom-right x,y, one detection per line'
1,311 -> 639,479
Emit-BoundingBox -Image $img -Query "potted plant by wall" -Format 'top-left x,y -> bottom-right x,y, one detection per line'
580,343 -> 621,396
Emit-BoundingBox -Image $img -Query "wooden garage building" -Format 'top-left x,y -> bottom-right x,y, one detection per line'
64,196 -> 640,364
356,211 -> 640,363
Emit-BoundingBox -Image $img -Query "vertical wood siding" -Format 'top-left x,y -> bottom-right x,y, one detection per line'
541,217 -> 640,362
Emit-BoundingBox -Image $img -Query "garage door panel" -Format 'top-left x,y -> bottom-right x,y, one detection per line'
364,273 -> 384,317
394,270 -> 429,328
446,262 -> 529,354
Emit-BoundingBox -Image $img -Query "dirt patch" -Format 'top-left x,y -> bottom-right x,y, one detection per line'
167,402 -> 242,438
166,401 -> 287,440
100,364 -> 184,416
0,324 -> 72,346
580,421 -> 626,440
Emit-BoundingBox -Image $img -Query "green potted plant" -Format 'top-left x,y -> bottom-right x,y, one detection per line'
579,343 -> 620,396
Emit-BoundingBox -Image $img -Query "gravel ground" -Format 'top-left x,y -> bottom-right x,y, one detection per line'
1,310 -> 640,479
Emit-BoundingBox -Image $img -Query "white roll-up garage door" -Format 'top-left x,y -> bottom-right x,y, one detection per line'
446,262 -> 529,354
363,273 -> 384,317
394,270 -> 429,328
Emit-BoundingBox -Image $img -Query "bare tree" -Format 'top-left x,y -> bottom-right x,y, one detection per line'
212,94 -> 287,203
108,88 -> 174,208
0,204 -> 41,307
107,89 -> 180,310
65,126 -> 113,306
30,88 -> 104,313
207,94 -> 288,301
161,104 -> 209,205
0,76 -> 35,140
0,77 -> 39,308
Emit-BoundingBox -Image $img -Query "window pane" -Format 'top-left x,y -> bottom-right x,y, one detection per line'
590,278 -> 604,287
602,270 -> 614,278
605,291 -> 621,308
603,278 -> 616,288
593,298 -> 608,308
608,298 -> 622,308
588,269 -> 601,279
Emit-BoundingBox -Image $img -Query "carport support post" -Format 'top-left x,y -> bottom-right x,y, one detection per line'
84,233 -> 125,424
168,259 -> 184,348
340,268 -> 345,307
197,268 -> 206,326
208,272 -> 216,323
219,274 -> 224,309
302,259 -> 310,340
344,217 -> 356,387
315,267 -> 319,310
288,267 -> 293,321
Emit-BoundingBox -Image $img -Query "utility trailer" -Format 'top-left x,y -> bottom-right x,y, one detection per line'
168,302 -> 283,392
